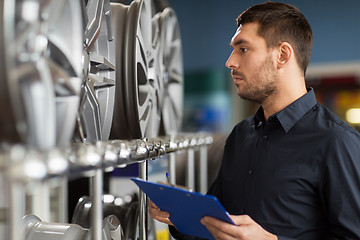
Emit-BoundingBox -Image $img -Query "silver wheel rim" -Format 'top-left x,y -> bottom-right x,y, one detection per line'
134,0 -> 163,138
75,0 -> 116,143
1,0 -> 83,149
159,7 -> 184,136
111,0 -> 163,139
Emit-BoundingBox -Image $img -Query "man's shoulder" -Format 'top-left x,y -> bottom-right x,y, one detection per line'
312,103 -> 360,138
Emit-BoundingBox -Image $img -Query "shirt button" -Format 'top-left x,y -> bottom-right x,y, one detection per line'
263,135 -> 268,140
248,170 -> 253,175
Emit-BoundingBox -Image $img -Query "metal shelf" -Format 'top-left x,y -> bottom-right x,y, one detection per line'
1,133 -> 212,183
0,132 -> 213,240
1,0 -> 192,239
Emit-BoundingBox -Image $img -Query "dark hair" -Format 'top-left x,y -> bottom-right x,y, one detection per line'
237,2 -> 313,75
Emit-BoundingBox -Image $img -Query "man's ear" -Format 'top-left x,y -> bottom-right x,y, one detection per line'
277,42 -> 293,69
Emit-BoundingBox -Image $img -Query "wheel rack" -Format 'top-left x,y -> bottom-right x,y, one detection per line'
1,0 -> 194,239
0,133 -> 213,240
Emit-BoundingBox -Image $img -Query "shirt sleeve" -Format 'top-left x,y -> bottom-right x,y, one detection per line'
277,236 -> 298,240
168,225 -> 207,240
321,129 -> 360,239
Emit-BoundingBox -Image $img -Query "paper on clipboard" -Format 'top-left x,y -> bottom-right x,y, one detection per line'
131,178 -> 235,240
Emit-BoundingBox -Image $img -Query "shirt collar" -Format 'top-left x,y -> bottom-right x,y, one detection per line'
254,88 -> 317,132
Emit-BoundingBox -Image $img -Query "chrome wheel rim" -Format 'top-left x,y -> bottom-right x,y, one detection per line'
75,0 -> 116,143
159,7 -> 184,136
1,0 -> 83,149
111,0 -> 163,139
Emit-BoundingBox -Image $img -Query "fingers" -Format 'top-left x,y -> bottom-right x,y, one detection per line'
201,217 -> 241,240
148,199 -> 170,218
202,221 -> 235,240
148,199 -> 174,226
229,214 -> 253,225
201,215 -> 278,240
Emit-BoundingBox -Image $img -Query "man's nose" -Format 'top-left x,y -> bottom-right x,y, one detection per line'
225,50 -> 236,69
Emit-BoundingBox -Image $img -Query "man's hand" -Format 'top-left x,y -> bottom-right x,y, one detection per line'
201,215 -> 278,240
148,199 -> 174,226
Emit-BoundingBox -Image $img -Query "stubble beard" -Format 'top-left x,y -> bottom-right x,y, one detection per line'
236,54 -> 278,104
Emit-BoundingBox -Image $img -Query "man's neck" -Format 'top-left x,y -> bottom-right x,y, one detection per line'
261,81 -> 307,121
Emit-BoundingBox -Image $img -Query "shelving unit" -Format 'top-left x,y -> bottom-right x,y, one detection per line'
0,0 -> 194,239
0,133 -> 213,240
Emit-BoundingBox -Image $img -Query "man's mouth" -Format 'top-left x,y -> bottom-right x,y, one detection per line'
232,75 -> 244,84
231,70 -> 244,83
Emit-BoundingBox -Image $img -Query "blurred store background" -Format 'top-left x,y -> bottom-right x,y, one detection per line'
167,0 -> 360,133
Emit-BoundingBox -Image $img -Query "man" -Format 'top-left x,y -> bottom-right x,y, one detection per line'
149,2 -> 360,239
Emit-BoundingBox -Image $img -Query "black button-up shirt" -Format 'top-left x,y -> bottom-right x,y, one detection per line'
207,89 -> 360,239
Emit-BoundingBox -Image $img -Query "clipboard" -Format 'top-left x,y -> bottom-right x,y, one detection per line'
131,178 -> 235,240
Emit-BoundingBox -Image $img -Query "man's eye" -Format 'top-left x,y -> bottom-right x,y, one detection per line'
240,48 -> 248,53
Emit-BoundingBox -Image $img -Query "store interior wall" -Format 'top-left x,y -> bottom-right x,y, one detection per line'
168,0 -> 360,71
167,0 -> 360,133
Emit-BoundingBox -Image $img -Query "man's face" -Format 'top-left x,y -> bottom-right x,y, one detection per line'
226,22 -> 278,104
